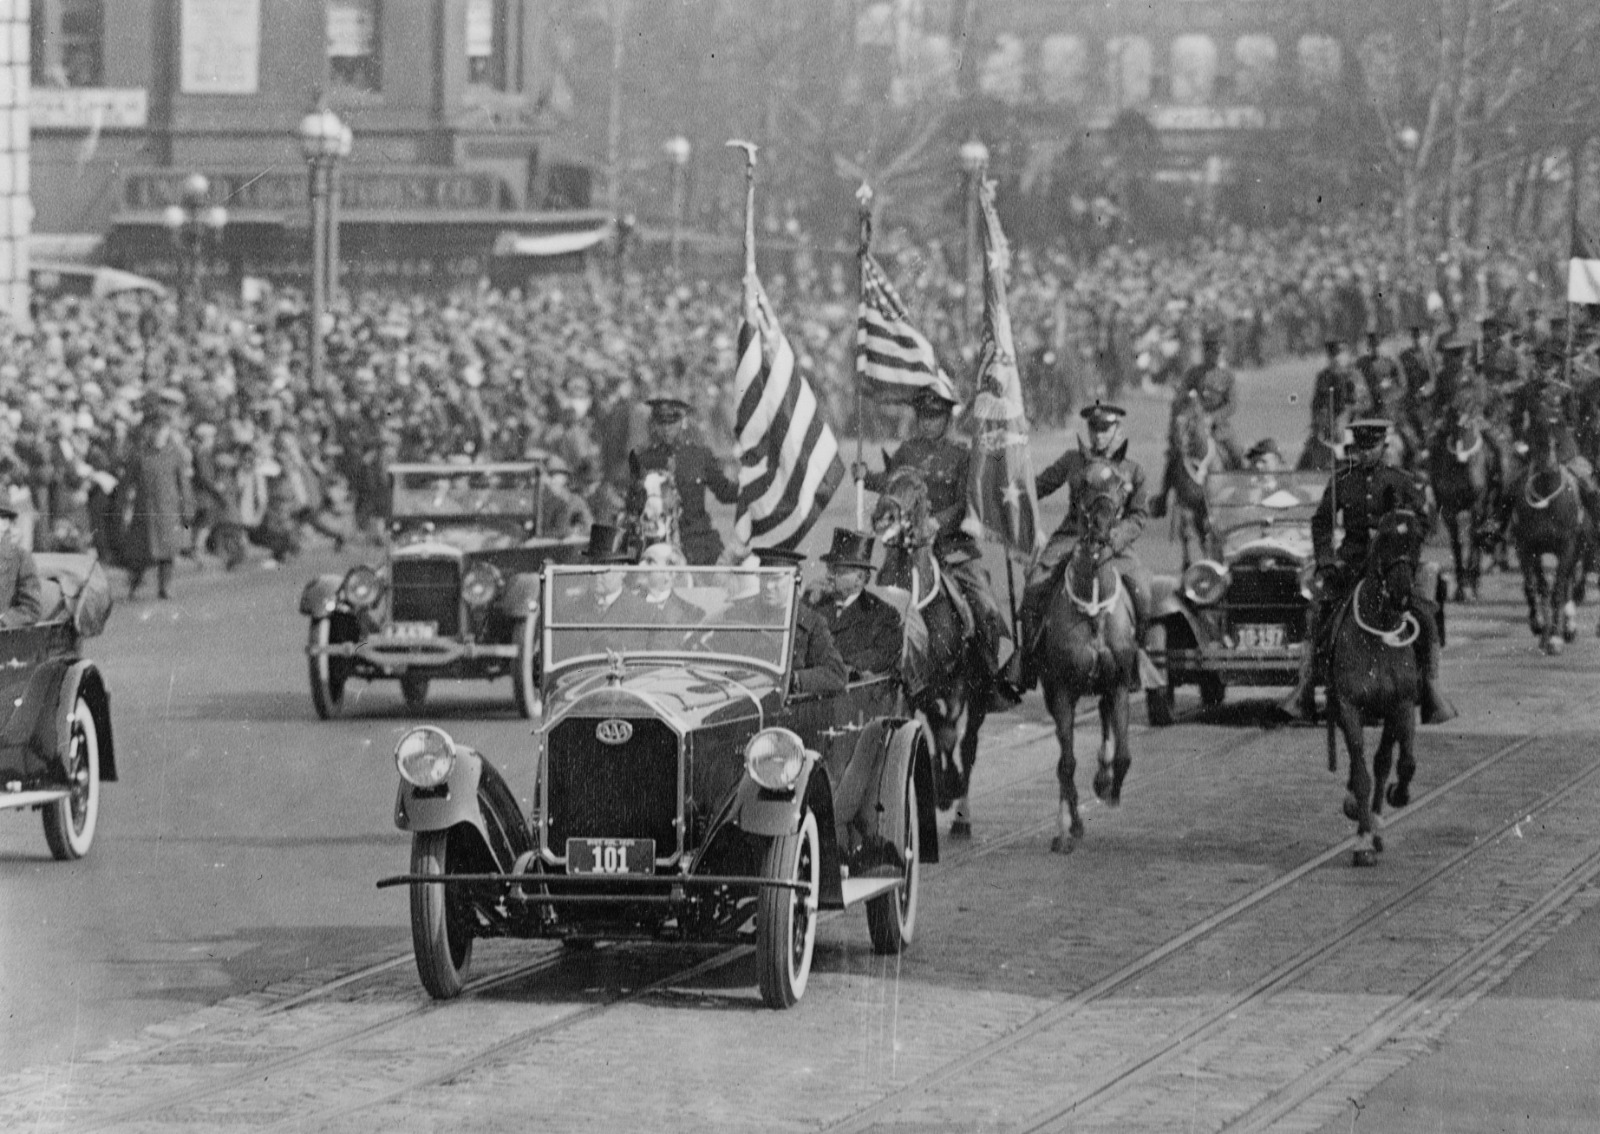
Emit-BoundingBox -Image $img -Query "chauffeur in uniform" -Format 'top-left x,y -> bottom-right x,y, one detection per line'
0,500 -> 43,629
628,396 -> 739,566
737,547 -> 847,695
811,528 -> 902,679
1290,419 -> 1456,724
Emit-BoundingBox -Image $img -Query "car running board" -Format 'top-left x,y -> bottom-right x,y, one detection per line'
0,789 -> 71,812
839,876 -> 903,907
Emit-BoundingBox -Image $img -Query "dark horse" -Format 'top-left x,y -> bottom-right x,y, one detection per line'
1427,400 -> 1496,602
1168,392 -> 1233,568
872,468 -> 995,837
1038,457 -> 1138,853
1511,416 -> 1587,654
1326,511 -> 1424,868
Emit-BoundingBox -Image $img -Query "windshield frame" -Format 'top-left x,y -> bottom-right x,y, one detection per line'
387,462 -> 549,529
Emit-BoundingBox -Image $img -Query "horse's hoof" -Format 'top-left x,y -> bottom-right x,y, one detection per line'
1564,625 -> 1579,644
1386,783 -> 1410,809
1351,848 -> 1378,868
1342,792 -> 1361,822
1372,833 -> 1385,853
949,819 -> 972,839
1105,789 -> 1122,808
1049,834 -> 1076,855
1545,638 -> 1563,656
1093,767 -> 1113,801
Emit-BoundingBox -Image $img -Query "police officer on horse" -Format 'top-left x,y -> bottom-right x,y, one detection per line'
1009,401 -> 1152,693
853,386 -> 1009,688
1290,419 -> 1456,724
627,395 -> 739,566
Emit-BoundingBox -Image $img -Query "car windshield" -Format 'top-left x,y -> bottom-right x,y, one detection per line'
390,464 -> 539,521
542,565 -> 796,674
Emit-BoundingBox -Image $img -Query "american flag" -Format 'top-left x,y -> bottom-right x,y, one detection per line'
856,253 -> 959,406
733,269 -> 846,550
966,178 -> 1043,560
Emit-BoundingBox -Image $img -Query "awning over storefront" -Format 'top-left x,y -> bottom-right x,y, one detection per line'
491,221 -> 614,258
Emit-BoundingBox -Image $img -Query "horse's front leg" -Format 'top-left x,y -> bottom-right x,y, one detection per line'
1522,550 -> 1546,639
1386,709 -> 1417,813
1444,511 -> 1468,602
1094,687 -> 1132,806
954,694 -> 988,836
1337,697 -> 1377,867
1047,687 -> 1082,853
1554,547 -> 1579,649
1369,719 -> 1397,854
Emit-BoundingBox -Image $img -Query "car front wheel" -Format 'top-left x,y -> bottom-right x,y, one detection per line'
511,616 -> 539,719
409,830 -> 474,999
867,770 -> 920,954
757,808 -> 820,1009
42,695 -> 100,861
308,619 -> 347,720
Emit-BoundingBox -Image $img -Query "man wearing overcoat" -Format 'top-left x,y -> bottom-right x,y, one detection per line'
810,528 -> 902,679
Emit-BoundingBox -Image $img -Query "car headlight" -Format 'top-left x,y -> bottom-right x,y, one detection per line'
341,565 -> 383,609
1182,559 -> 1230,606
395,726 -> 457,788
462,561 -> 503,608
744,728 -> 809,792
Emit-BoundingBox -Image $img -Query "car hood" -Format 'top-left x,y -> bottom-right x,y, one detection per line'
1221,522 -> 1312,563
543,662 -> 780,733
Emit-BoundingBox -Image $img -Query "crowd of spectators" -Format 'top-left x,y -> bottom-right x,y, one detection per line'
0,208 -> 1564,583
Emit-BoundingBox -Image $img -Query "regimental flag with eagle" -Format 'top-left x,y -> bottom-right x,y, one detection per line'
1570,222 -> 1600,306
856,252 -> 959,406
966,177 -> 1043,561
733,268 -> 846,550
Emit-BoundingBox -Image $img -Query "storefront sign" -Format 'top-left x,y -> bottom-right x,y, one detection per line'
30,88 -> 148,130
122,169 -> 503,213
181,0 -> 262,94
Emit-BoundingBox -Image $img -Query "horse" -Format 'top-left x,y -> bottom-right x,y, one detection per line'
1510,416 -> 1587,654
1427,400 -> 1495,602
871,468 -> 995,838
1168,392 -> 1227,569
1038,457 -> 1138,853
1325,511 -> 1424,867
616,451 -> 682,560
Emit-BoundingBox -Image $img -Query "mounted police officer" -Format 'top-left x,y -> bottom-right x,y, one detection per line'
853,387 -> 1009,689
1501,336 -> 1600,529
1153,328 -> 1240,518
1397,325 -> 1436,446
1289,419 -> 1456,724
627,395 -> 739,566
1008,401 -> 1151,693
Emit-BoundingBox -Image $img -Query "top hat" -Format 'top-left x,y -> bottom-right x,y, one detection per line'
910,386 -> 958,415
751,546 -> 807,568
1323,339 -> 1343,355
820,528 -> 876,570
1348,419 -> 1392,448
582,523 -> 636,563
1200,325 -> 1224,346
647,396 -> 691,423
1080,400 -> 1126,429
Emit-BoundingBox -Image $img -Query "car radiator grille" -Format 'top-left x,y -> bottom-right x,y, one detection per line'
545,719 -> 680,853
1225,564 -> 1306,640
391,559 -> 460,636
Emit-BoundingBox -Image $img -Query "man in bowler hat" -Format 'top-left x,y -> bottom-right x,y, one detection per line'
812,528 -> 902,679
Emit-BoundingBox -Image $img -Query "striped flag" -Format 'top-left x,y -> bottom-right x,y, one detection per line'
1570,222 -> 1600,305
733,269 -> 846,550
856,253 -> 958,405
966,178 -> 1043,560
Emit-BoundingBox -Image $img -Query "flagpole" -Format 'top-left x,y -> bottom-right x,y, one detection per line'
854,181 -> 873,530
727,139 -> 758,280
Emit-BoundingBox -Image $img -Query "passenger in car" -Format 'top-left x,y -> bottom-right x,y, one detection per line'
737,548 -> 847,695
577,523 -> 637,621
810,528 -> 902,679
0,500 -> 44,629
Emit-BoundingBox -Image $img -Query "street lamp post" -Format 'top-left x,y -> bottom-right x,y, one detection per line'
299,108 -> 351,392
161,172 -> 227,332
959,138 -> 990,340
1396,125 -> 1421,259
663,135 -> 691,274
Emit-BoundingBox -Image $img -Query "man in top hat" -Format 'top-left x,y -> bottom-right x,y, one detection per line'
1010,401 -> 1151,694
627,395 -> 738,566
1290,418 -> 1455,724
577,522 -> 637,622
853,386 -> 1008,687
0,498 -> 43,629
734,547 -> 847,695
811,528 -> 902,679
1154,328 -> 1241,518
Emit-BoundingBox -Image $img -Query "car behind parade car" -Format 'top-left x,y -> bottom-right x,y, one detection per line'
299,461 -> 582,719
1144,470 -> 1324,724
0,553 -> 116,860
378,562 -> 937,1009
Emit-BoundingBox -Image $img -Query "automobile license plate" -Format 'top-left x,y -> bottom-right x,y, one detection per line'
1235,623 -> 1286,650
567,838 -> 655,875
390,621 -> 437,640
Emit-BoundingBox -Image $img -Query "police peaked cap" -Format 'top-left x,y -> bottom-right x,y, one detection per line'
1080,401 -> 1126,428
1348,419 -> 1391,446
910,387 -> 958,413
752,546 -> 807,567
647,396 -> 691,422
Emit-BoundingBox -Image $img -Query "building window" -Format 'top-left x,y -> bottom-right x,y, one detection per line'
466,0 -> 510,90
1234,35 -> 1278,101
1171,35 -> 1217,105
978,34 -> 1027,104
328,0 -> 381,92
1298,34 -> 1343,96
31,0 -> 103,88
1038,35 -> 1087,105
1104,36 -> 1152,108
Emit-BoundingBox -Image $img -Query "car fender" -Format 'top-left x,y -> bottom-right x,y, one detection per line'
59,660 -> 116,784
1150,575 -> 1184,619
1,657 -> 116,787
830,719 -> 938,868
495,572 -> 540,620
727,757 -> 843,909
394,746 -> 532,873
299,574 -> 345,619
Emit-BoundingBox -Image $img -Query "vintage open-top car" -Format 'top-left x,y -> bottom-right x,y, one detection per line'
299,461 -> 583,719
1145,470 -> 1325,724
0,553 -> 116,860
378,562 -> 937,1009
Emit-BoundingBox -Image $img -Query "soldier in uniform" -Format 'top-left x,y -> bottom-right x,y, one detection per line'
853,387 -> 1009,687
1356,331 -> 1417,466
1153,328 -> 1241,517
1009,402 -> 1150,693
1397,325 -> 1436,447
810,528 -> 903,679
628,396 -> 739,566
1500,337 -> 1600,529
734,547 -> 847,695
1289,419 -> 1456,724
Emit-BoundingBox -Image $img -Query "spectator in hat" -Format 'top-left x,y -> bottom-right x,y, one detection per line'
811,528 -> 901,679
117,388 -> 194,599
534,453 -> 594,541
627,396 -> 738,566
733,547 -> 846,695
0,498 -> 43,628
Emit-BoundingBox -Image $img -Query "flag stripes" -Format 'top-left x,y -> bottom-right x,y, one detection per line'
856,254 -> 958,405
734,277 -> 845,549
1570,222 -> 1600,305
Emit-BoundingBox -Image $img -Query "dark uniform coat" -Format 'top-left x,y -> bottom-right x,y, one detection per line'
629,439 -> 739,565
1034,445 -> 1149,556
1311,460 -> 1428,573
1309,363 -> 1358,428
0,540 -> 43,629
813,589 -> 902,677
790,603 -> 848,694
863,436 -> 976,561
1173,360 -> 1237,423
1356,351 -> 1405,420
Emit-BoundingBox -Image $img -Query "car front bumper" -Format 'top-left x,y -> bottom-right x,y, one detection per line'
308,635 -> 518,676
1152,644 -> 1304,687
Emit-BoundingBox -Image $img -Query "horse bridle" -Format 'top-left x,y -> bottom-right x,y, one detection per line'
1064,541 -> 1123,619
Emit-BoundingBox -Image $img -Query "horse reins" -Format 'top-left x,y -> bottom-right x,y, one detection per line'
1349,578 -> 1420,649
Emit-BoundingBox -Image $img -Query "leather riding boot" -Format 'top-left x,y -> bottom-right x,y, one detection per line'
1004,583 -> 1049,693
1412,602 -> 1458,725
1149,452 -> 1175,519
1124,574 -> 1150,692
1283,601 -> 1323,720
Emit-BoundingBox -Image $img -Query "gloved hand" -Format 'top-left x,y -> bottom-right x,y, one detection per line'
850,460 -> 869,482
